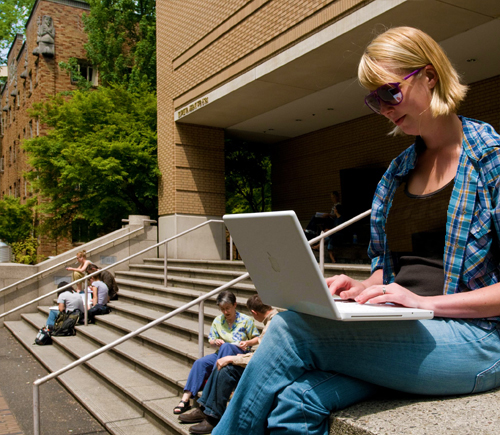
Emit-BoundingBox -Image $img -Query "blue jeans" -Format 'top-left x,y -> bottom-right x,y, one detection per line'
184,343 -> 246,396
46,309 -> 60,328
87,304 -> 108,323
213,311 -> 500,435
198,364 -> 245,420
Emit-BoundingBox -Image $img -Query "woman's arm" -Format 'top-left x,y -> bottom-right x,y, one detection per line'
356,281 -> 500,319
67,260 -> 91,273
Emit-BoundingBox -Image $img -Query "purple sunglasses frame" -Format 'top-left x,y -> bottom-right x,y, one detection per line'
364,67 -> 424,114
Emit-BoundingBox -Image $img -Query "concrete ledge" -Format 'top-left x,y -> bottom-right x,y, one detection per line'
330,388 -> 500,434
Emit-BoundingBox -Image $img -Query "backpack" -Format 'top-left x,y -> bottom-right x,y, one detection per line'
35,328 -> 52,345
52,310 -> 80,336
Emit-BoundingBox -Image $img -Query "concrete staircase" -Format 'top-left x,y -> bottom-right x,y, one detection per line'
4,258 -> 371,434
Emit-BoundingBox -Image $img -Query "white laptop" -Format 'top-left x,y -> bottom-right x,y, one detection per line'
224,211 -> 434,322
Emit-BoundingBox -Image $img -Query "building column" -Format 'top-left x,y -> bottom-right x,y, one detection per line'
158,122 -> 226,259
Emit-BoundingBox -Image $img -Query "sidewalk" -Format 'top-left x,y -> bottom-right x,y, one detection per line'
0,326 -> 108,435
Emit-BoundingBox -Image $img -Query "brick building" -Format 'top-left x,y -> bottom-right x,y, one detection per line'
157,0 -> 500,259
0,0 -> 91,257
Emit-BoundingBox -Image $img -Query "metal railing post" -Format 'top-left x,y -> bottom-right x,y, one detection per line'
229,235 -> 233,261
319,232 -> 325,275
198,300 -> 205,358
84,278 -> 88,326
164,242 -> 168,286
33,383 -> 40,435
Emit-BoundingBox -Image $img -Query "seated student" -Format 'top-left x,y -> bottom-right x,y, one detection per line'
178,295 -> 278,434
173,291 -> 260,415
87,273 -> 109,323
65,250 -> 92,292
46,281 -> 84,331
86,263 -> 119,300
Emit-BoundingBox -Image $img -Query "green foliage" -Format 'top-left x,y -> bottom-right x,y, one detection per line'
83,0 -> 156,90
225,140 -> 272,214
0,196 -> 35,245
58,57 -> 94,92
0,0 -> 35,64
11,236 -> 41,264
23,85 -> 160,240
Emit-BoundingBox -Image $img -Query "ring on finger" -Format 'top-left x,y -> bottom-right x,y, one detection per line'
382,286 -> 386,295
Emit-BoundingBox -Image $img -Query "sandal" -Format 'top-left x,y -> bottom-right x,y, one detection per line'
173,400 -> 191,415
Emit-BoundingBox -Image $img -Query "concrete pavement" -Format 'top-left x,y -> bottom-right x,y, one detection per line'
0,327 -> 107,435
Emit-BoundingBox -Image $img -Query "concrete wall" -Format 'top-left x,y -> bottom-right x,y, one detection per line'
158,214 -> 226,260
0,216 -> 158,325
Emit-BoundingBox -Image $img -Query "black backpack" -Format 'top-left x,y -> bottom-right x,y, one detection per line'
35,328 -> 52,345
52,310 -> 81,336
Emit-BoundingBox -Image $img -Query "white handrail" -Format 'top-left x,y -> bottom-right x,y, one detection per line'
31,211 -> 371,435
0,222 -> 152,295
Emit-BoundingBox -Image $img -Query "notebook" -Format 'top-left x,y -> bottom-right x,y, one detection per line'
223,210 -> 434,321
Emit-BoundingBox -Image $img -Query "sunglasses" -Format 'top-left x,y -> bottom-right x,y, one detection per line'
364,68 -> 423,114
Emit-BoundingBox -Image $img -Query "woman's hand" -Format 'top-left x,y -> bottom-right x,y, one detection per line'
238,340 -> 251,351
212,339 -> 225,347
355,283 -> 425,309
326,274 -> 367,300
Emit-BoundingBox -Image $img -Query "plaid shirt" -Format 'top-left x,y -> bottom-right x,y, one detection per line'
369,117 -> 500,329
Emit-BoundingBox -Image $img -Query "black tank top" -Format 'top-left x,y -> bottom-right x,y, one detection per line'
385,179 -> 454,296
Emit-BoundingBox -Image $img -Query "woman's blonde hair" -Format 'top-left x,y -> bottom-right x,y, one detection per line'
77,250 -> 87,259
358,27 -> 467,131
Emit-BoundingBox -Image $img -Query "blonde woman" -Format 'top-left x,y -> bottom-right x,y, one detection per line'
213,27 -> 500,435
66,250 -> 92,291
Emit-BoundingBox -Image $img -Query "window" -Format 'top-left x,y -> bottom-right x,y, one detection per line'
0,156 -> 4,173
29,120 -> 33,138
72,60 -> 98,86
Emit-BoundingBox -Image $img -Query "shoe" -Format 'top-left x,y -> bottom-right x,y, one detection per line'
173,400 -> 191,415
189,419 -> 215,434
179,407 -> 205,423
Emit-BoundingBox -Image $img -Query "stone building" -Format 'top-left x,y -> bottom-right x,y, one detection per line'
157,0 -> 500,259
0,0 -> 92,257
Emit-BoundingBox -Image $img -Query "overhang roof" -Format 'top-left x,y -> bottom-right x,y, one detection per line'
174,0 -> 500,143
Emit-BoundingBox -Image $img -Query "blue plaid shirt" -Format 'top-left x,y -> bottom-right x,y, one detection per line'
369,117 -> 500,329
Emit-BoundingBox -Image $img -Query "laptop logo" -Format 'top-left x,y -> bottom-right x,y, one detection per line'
267,252 -> 281,272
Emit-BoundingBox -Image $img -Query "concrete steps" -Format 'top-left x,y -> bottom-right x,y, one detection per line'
4,257 -> 372,435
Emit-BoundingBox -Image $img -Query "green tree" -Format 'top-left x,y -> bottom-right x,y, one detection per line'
82,0 -> 156,90
0,196 -> 40,264
225,140 -> 272,214
0,196 -> 34,245
23,85 -> 159,241
0,0 -> 35,65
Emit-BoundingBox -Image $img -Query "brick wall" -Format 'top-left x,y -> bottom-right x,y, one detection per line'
0,0 -> 90,257
272,75 -> 500,222
174,123 -> 225,215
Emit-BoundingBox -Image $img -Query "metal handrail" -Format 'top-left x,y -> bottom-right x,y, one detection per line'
309,209 -> 372,274
1,219 -> 223,323
0,221 -> 152,295
162,220 -> 224,284
31,211 -> 371,435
